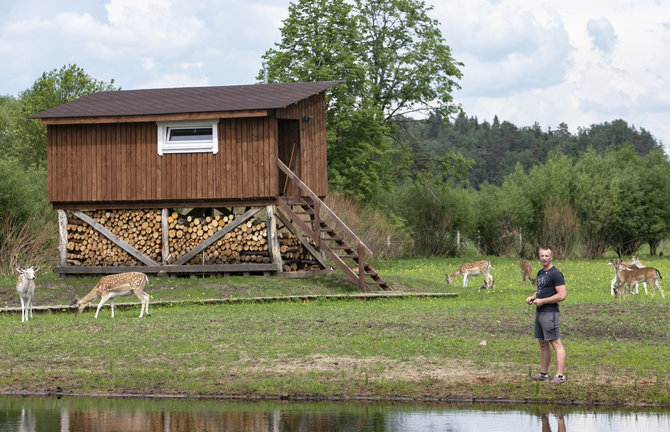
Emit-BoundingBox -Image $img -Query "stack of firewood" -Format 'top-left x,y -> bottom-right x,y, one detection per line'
279,231 -> 323,272
173,214 -> 270,265
66,209 -> 161,266
65,208 -> 325,271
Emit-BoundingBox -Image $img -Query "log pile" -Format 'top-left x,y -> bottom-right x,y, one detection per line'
176,214 -> 269,265
65,208 -> 325,271
67,209 -> 161,266
279,231 -> 323,272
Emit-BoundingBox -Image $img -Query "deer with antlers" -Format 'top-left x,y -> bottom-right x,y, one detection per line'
70,272 -> 151,318
446,260 -> 494,288
16,267 -> 38,322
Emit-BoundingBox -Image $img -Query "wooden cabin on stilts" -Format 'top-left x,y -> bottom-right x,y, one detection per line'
32,81 -> 389,291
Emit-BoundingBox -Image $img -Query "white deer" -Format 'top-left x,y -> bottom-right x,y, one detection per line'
70,272 -> 151,318
609,260 -> 664,300
608,257 -> 646,295
16,267 -> 38,322
446,260 -> 494,288
520,260 -> 536,285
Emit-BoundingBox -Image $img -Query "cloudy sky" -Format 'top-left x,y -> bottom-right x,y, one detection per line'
2,0 -> 669,152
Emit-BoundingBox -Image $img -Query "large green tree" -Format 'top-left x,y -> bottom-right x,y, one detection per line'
261,0 -> 463,200
13,64 -> 118,168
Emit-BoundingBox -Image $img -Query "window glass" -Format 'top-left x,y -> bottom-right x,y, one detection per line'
157,121 -> 219,155
168,127 -> 213,142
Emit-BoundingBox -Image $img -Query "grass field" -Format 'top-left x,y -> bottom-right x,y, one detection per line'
0,254 -> 669,405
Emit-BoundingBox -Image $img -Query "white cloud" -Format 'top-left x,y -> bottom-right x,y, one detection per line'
587,17 -> 617,54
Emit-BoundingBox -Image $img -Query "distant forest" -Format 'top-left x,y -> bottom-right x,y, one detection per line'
398,113 -> 663,188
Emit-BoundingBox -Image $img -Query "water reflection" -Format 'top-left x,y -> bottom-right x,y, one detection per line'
541,413 -> 565,432
0,396 -> 668,432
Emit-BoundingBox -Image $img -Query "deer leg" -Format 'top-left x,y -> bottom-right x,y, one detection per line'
643,282 -> 648,295
19,298 -> 26,322
463,274 -> 468,287
143,293 -> 150,316
133,289 -> 145,317
110,299 -> 115,318
652,281 -> 664,299
610,277 -> 617,296
95,295 -> 110,318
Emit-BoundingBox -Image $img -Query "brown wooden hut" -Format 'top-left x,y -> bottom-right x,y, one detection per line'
32,81 -> 388,291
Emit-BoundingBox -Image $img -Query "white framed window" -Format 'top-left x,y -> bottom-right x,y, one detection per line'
157,120 -> 219,155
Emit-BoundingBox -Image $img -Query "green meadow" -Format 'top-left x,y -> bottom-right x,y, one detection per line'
0,255 -> 668,405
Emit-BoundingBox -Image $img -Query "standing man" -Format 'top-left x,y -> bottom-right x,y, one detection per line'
525,245 -> 567,385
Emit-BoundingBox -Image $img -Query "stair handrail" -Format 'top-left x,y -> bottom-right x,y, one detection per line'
277,159 -> 373,259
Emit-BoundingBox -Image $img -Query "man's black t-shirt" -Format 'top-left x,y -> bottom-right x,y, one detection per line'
535,266 -> 565,313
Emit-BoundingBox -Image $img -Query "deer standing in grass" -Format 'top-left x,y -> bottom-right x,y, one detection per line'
608,256 -> 646,296
70,272 -> 150,318
16,267 -> 38,322
609,260 -> 664,300
446,260 -> 494,288
520,260 -> 536,285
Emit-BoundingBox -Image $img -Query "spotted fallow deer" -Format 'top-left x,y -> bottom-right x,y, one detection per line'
520,260 -> 536,285
16,267 -> 38,322
609,260 -> 664,300
608,257 -> 646,296
446,260 -> 494,288
70,272 -> 150,318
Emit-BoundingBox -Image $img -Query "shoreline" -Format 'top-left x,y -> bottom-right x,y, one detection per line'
2,390 -> 669,409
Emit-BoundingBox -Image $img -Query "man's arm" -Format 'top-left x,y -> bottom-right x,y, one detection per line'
533,284 -> 566,307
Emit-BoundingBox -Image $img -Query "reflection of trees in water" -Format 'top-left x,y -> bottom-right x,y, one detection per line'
64,409 -> 379,431
1,406 -> 385,432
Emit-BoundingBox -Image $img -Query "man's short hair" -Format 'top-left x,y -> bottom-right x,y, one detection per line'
538,245 -> 553,254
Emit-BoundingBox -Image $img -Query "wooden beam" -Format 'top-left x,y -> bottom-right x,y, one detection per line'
51,198 -> 276,211
55,264 -> 277,275
72,210 -> 159,266
172,207 -> 263,266
161,208 -> 170,264
39,110 -> 270,125
57,210 -> 68,267
266,205 -> 283,273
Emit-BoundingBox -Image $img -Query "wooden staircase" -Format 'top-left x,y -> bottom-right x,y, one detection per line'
277,160 -> 390,292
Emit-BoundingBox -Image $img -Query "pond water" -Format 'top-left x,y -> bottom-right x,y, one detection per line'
0,396 -> 669,431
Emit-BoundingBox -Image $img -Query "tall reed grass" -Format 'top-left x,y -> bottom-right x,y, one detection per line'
0,214 -> 57,276
325,193 -> 412,258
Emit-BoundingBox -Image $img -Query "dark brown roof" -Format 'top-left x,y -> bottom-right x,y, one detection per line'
31,80 -> 342,119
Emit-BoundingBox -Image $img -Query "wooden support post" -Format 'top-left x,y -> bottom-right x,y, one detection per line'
358,243 -> 366,292
266,205 -> 283,273
313,199 -> 321,248
58,210 -> 68,267
161,208 -> 170,264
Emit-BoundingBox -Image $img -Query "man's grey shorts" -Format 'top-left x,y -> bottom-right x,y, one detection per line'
534,310 -> 560,340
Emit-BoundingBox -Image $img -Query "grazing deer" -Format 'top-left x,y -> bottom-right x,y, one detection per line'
446,260 -> 494,288
609,260 -> 664,300
608,258 -> 646,295
70,272 -> 150,318
520,260 -> 536,285
16,267 -> 38,322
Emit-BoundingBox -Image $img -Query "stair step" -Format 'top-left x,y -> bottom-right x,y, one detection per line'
321,236 -> 345,243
